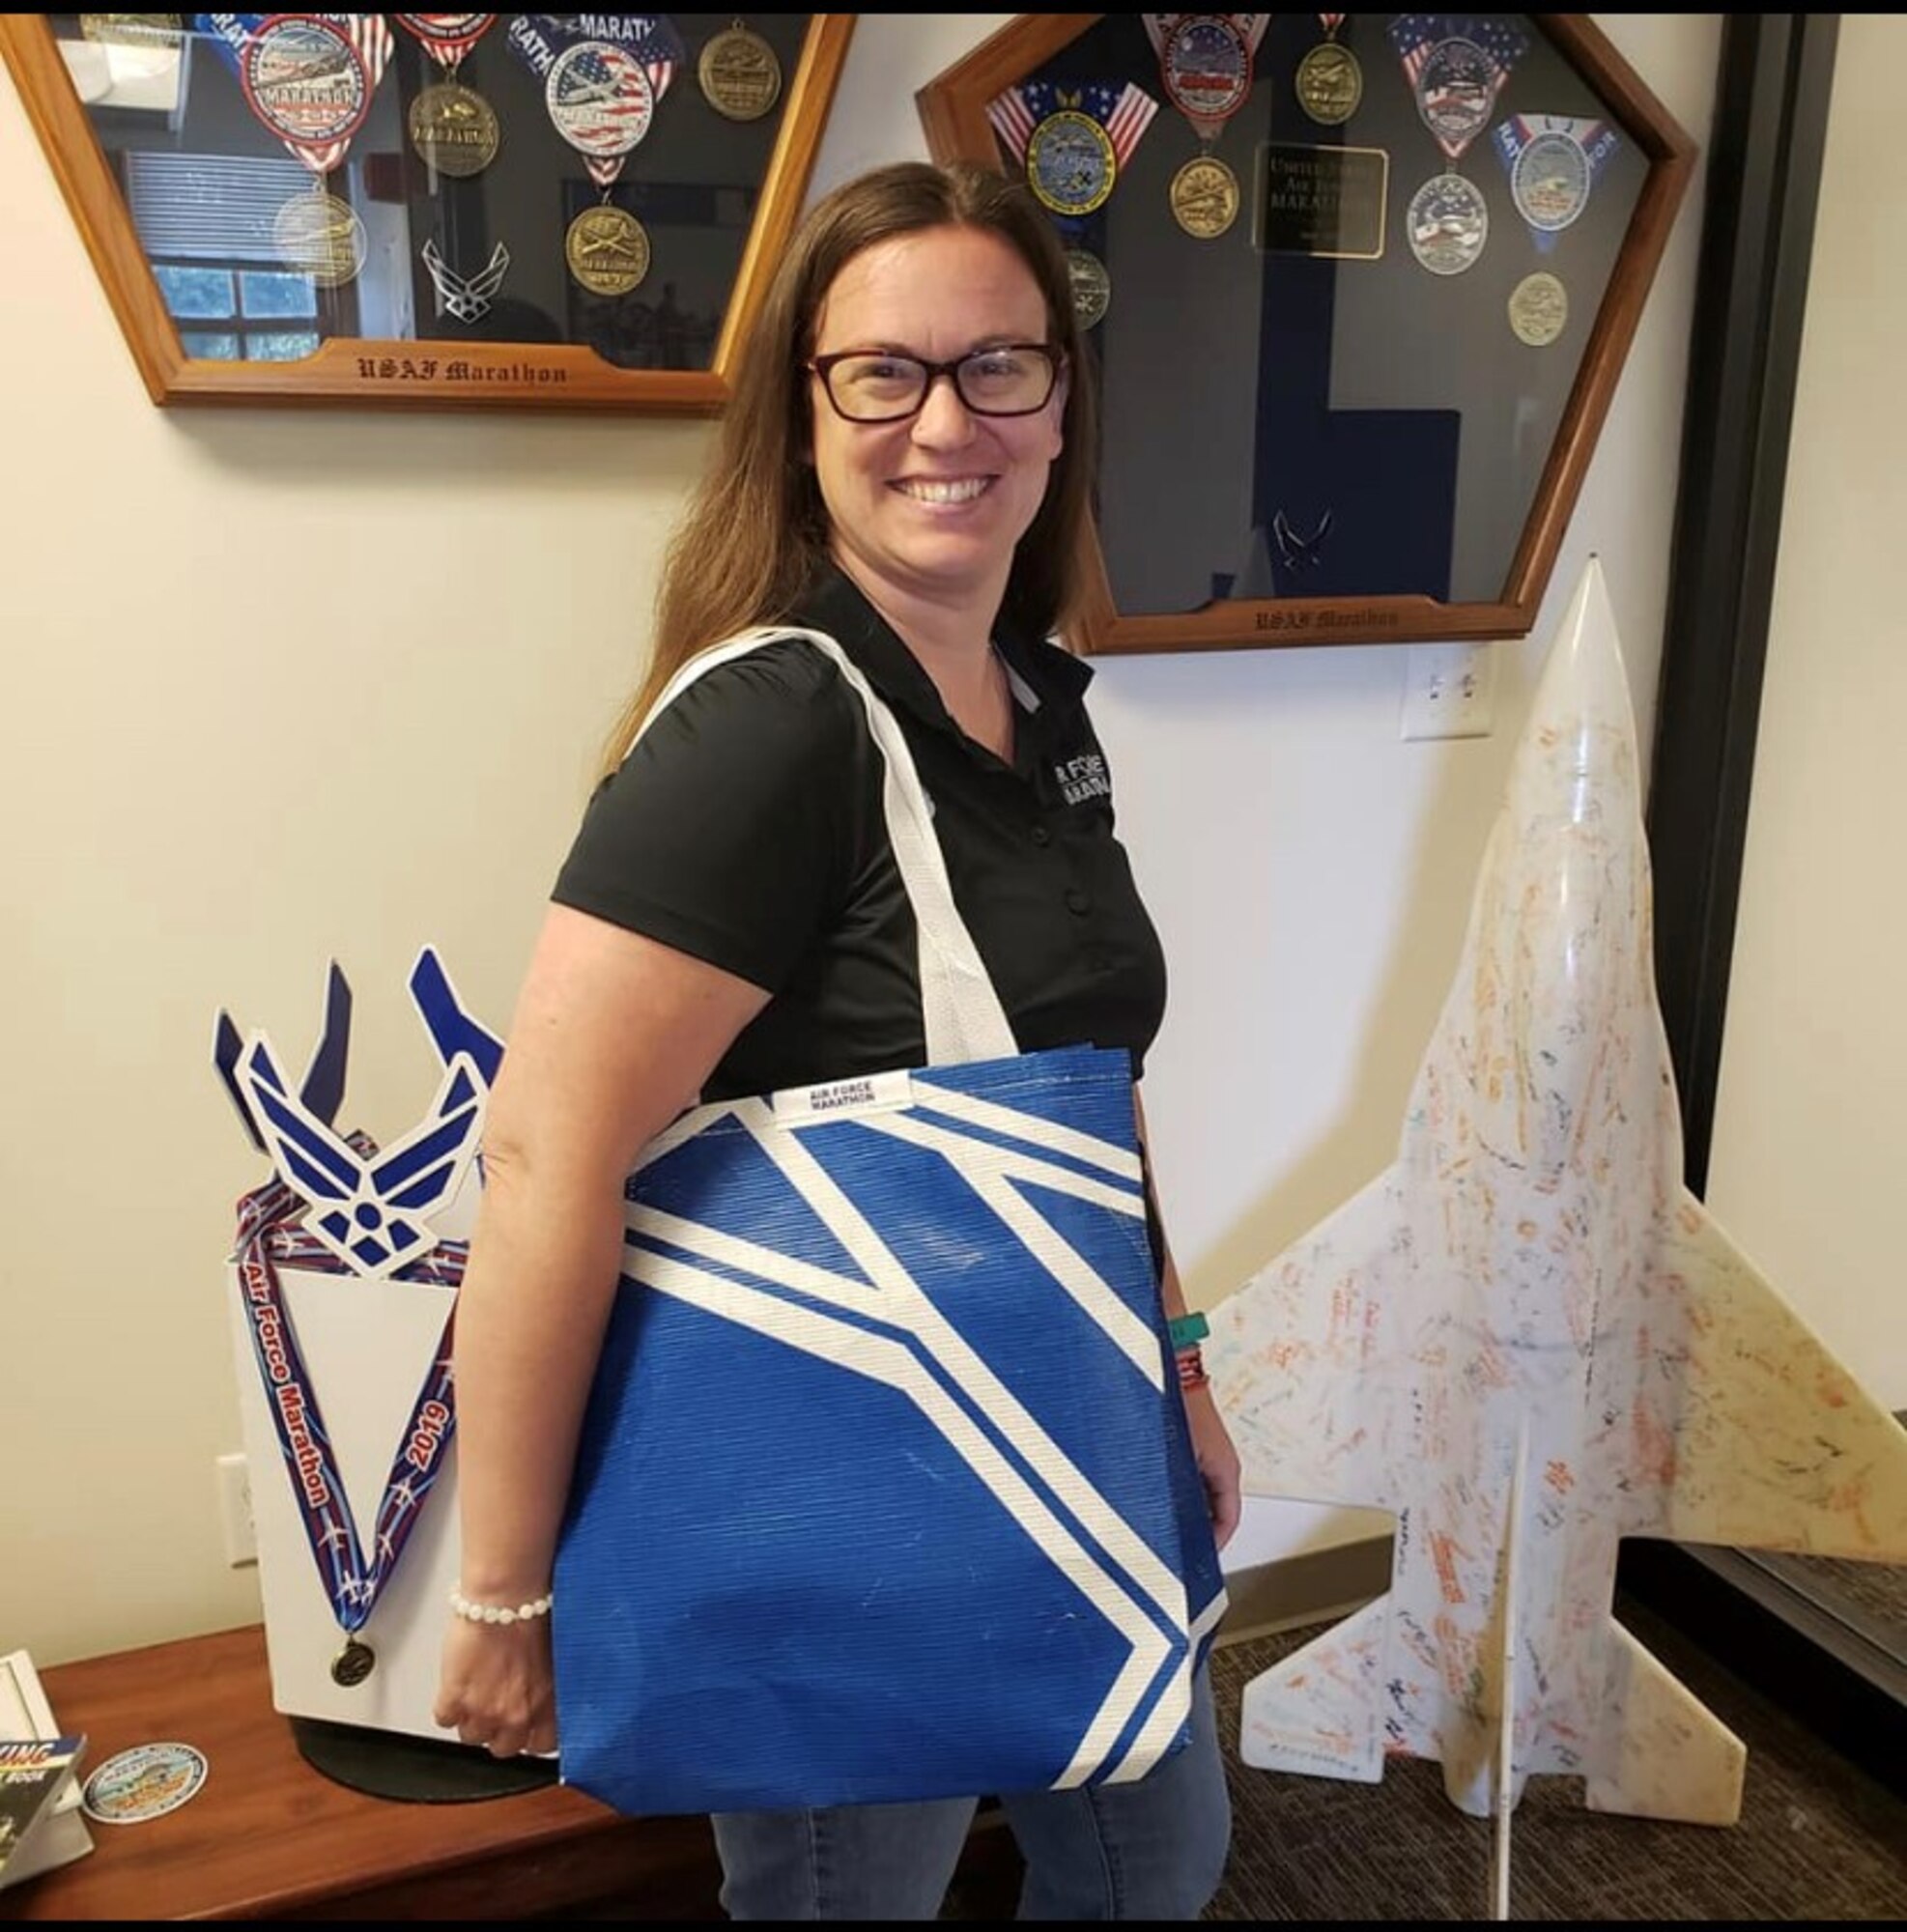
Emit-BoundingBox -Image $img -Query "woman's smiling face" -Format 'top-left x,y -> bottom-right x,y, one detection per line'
807,223 -> 1066,612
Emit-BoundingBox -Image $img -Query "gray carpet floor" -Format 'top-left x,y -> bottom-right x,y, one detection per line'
1204,1595 -> 1907,1920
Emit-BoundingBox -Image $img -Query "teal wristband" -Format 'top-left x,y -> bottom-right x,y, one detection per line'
1167,1312 -> 1210,1350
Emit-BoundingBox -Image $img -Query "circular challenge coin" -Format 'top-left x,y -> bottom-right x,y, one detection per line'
1170,155 -> 1240,240
81,1742 -> 208,1826
1065,246 -> 1111,330
697,23 -> 782,122
566,206 -> 652,296
1407,171 -> 1489,276
1512,130 -> 1591,234
273,189 -> 368,289
409,80 -> 499,178
546,41 -> 655,158
1508,270 -> 1569,346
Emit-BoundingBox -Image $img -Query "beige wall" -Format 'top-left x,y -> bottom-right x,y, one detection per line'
1706,14 -> 1907,1408
1,15 -> 1720,1663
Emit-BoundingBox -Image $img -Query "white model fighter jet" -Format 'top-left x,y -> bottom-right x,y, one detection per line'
1207,559 -> 1907,1860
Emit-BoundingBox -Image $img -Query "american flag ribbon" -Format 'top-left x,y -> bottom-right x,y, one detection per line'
233,1147 -> 465,1640
1389,14 -> 1530,161
985,79 -> 1159,172
393,13 -> 498,73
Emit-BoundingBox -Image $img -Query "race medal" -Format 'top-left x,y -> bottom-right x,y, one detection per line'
1065,245 -> 1111,330
274,187 -> 368,289
409,81 -> 499,178
1508,270 -> 1568,346
698,21 -> 782,122
330,1638 -> 377,1689
547,41 -> 657,160
1027,109 -> 1117,217
1147,14 -> 1266,147
1389,15 -> 1528,162
1295,14 -> 1362,128
241,16 -> 371,156
396,15 -> 501,177
1494,113 -> 1620,250
1407,171 -> 1489,276
1170,155 -> 1239,239
566,205 -> 652,296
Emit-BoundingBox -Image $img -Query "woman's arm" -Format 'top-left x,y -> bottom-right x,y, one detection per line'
1133,1086 -> 1242,1552
434,903 -> 770,1756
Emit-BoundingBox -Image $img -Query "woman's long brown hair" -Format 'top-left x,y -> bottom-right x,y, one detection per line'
593,159 -> 1100,781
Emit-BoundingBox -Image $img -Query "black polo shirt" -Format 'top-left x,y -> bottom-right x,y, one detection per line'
552,562 -> 1168,1106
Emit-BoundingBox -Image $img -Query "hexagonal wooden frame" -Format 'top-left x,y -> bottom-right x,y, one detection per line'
918,14 -> 1695,654
0,14 -> 855,413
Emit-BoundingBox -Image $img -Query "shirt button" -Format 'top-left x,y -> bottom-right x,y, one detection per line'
1065,887 -> 1091,917
1030,823 -> 1051,846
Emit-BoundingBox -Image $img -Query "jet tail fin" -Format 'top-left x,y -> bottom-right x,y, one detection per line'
1238,1593 -> 1390,1783
1583,1618 -> 1745,1825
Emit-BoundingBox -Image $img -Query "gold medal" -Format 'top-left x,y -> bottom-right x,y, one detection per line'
1169,156 -> 1239,240
566,206 -> 651,297
1508,270 -> 1568,346
273,188 -> 366,289
698,22 -> 781,123
1295,42 -> 1362,126
409,80 -> 499,179
1065,247 -> 1111,331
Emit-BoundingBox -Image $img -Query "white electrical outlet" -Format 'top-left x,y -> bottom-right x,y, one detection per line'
215,1452 -> 257,1568
1401,642 -> 1496,740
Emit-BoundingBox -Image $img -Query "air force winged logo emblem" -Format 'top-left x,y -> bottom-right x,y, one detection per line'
422,238 -> 511,325
215,948 -> 505,1277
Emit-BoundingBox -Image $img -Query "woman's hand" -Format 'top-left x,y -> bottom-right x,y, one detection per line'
1183,1384 -> 1242,1551
433,1614 -> 558,1759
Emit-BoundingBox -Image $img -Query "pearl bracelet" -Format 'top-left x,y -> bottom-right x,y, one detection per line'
449,1585 -> 554,1627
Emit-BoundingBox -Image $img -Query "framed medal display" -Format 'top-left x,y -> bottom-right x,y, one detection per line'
0,14 -> 853,411
920,14 -> 1695,653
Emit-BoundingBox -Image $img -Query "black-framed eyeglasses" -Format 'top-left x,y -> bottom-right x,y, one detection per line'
807,343 -> 1064,423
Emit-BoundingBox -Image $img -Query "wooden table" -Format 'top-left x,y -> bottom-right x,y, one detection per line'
0,1625 -> 725,1920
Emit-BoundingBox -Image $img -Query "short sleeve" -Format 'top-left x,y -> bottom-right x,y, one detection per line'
552,641 -> 867,993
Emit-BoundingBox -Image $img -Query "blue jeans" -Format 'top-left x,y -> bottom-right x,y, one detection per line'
710,1669 -> 1230,1920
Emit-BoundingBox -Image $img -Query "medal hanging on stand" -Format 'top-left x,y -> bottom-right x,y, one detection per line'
232,1168 -> 466,1691
202,14 -> 392,290
394,14 -> 500,181
506,16 -> 683,298
1295,14 -> 1362,127
986,79 -> 1157,332
1389,14 -> 1528,277
1144,14 -> 1268,241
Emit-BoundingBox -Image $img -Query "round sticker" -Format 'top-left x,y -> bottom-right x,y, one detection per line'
81,1741 -> 208,1824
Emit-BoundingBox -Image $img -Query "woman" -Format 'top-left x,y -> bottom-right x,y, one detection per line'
434,159 -> 1239,1920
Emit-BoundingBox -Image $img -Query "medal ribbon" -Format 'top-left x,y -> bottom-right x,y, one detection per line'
1492,112 -> 1618,250
199,13 -> 393,177
1388,14 -> 1529,162
394,14 -> 497,76
986,79 -> 1158,174
1142,14 -> 1269,145
1318,13 -> 1345,34
234,1156 -> 464,1640
507,14 -> 682,187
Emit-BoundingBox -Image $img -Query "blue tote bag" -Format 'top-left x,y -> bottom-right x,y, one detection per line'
553,630 -> 1225,1816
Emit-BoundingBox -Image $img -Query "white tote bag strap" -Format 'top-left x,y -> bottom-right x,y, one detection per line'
624,626 -> 1018,1066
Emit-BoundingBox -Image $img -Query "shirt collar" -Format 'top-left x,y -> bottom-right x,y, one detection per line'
787,560 -> 1094,750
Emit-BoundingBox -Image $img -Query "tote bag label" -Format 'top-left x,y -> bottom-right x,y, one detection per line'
773,1067 -> 916,1125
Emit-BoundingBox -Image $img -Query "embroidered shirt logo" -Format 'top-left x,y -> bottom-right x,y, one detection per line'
1054,753 -> 1112,806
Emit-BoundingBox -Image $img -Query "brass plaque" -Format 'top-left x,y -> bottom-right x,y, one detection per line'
1255,142 -> 1388,260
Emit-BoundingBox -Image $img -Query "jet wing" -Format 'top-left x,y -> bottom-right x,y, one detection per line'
1635,1190 -> 1907,1557
1207,1166 -> 1411,1515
